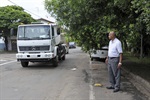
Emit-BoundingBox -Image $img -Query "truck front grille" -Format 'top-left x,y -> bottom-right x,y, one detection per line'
19,46 -> 50,51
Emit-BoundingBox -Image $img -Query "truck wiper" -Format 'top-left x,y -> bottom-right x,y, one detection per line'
32,37 -> 45,40
32,37 -> 50,40
18,37 -> 31,40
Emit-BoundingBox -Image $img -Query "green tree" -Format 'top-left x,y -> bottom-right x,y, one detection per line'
0,5 -> 35,50
45,0 -> 110,51
130,0 -> 150,57
45,0 -> 150,55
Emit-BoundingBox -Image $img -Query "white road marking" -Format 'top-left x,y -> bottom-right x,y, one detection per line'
0,60 -> 17,66
0,59 -> 7,61
89,60 -> 95,100
89,84 -> 95,100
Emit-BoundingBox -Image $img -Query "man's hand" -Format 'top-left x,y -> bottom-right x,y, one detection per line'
118,63 -> 122,69
105,58 -> 108,64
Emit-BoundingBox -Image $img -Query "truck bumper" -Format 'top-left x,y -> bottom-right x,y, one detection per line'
91,54 -> 107,59
16,53 -> 55,62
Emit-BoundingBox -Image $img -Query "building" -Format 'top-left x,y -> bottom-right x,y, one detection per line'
36,18 -> 54,24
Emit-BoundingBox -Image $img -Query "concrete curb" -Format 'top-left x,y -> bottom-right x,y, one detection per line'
121,67 -> 150,99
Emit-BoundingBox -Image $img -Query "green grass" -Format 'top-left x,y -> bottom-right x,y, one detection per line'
123,52 -> 150,82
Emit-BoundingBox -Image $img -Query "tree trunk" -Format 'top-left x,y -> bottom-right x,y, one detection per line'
123,40 -> 128,51
140,34 -> 143,59
4,36 -> 8,51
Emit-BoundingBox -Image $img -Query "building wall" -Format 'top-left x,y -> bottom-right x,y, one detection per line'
39,20 -> 48,24
37,19 -> 54,24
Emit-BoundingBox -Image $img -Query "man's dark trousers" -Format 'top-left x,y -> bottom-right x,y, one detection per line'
108,57 -> 121,89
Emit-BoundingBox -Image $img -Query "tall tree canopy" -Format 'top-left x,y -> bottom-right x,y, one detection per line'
0,5 -> 35,36
0,5 -> 35,51
45,0 -> 150,55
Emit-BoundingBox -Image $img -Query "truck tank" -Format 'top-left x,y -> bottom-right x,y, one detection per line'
55,33 -> 66,45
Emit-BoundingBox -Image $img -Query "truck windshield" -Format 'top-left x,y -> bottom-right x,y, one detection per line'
17,25 -> 51,40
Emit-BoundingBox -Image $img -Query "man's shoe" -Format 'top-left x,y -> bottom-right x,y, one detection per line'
106,86 -> 114,89
113,89 -> 120,92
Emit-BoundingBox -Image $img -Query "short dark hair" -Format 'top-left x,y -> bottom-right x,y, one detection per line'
109,31 -> 116,36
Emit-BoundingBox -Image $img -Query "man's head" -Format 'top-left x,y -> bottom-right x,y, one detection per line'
108,31 -> 116,40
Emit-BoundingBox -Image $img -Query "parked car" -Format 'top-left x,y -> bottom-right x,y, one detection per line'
90,46 -> 108,61
62,44 -> 69,54
69,42 -> 76,49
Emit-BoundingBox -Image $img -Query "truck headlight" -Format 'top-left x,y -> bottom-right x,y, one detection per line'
17,55 -> 23,58
45,54 -> 51,57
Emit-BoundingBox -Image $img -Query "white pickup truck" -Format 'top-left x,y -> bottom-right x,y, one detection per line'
16,23 -> 66,67
90,46 -> 108,61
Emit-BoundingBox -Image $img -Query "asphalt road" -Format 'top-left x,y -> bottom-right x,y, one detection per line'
0,47 -> 148,100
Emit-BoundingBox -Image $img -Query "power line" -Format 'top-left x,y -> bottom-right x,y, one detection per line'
7,0 -> 42,18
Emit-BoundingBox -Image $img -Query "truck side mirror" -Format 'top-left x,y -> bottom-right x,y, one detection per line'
57,28 -> 60,35
52,36 -> 55,39
10,28 -> 14,36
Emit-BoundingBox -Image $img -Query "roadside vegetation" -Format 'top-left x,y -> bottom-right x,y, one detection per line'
44,0 -> 150,57
123,52 -> 150,82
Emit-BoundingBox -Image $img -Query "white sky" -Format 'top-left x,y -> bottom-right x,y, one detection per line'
0,0 -> 55,22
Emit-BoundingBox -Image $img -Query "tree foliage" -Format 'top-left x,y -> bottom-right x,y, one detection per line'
45,0 -> 150,55
0,5 -> 35,51
0,5 -> 35,36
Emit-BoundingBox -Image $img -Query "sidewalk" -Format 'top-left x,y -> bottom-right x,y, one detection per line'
89,60 -> 149,100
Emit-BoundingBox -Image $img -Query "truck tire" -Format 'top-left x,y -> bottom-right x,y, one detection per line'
62,55 -> 66,60
58,56 -> 61,60
21,62 -> 29,67
53,55 -> 58,67
91,57 -> 93,61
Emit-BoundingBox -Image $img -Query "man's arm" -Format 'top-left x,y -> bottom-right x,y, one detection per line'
119,53 -> 123,63
118,53 -> 123,68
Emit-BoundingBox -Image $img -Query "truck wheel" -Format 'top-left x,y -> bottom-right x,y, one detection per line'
91,57 -> 93,61
62,55 -> 66,60
53,55 -> 58,67
58,56 -> 61,60
21,62 -> 29,67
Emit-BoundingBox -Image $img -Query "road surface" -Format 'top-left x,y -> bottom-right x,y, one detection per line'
0,47 -> 148,100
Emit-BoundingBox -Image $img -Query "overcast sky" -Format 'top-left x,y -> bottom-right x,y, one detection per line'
0,0 -> 55,22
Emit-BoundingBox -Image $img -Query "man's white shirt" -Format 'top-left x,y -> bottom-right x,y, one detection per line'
108,38 -> 123,57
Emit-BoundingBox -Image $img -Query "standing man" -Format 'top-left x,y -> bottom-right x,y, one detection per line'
105,31 -> 123,92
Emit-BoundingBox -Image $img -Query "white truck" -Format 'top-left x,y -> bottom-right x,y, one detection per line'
16,23 -> 66,67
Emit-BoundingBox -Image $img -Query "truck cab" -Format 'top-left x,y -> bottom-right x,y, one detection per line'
16,23 -> 66,67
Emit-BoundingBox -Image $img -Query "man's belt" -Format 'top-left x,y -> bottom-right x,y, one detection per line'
109,57 -> 119,59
